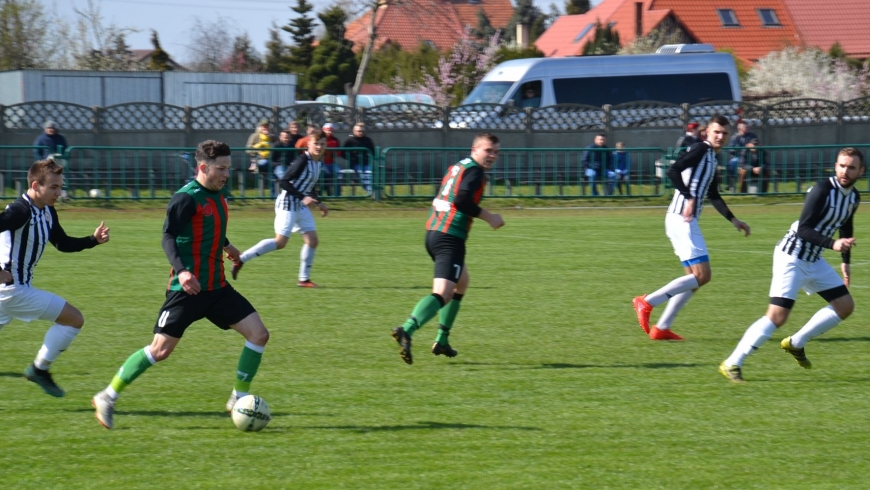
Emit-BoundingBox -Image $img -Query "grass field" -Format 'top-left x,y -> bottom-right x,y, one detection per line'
1,203 -> 869,489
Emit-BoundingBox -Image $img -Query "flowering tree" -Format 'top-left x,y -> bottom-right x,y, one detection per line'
393,29 -> 500,106
745,47 -> 870,101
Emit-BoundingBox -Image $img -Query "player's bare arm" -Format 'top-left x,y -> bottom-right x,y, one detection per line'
731,218 -> 751,236
841,263 -> 851,287
833,238 -> 855,252
478,209 -> 504,229
224,244 -> 241,263
178,269 -> 201,295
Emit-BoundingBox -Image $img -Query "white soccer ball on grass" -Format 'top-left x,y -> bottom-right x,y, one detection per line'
231,394 -> 272,432
88,188 -> 102,198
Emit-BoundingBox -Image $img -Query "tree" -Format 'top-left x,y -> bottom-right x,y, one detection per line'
745,47 -> 870,101
363,41 -> 441,88
283,0 -> 316,71
0,0 -> 57,69
264,23 -> 292,73
474,9 -> 497,40
222,33 -> 263,72
303,6 -> 358,97
828,41 -> 864,70
565,0 -> 590,15
617,23 -> 690,55
148,30 -> 172,71
505,0 -> 548,44
185,16 -> 234,71
582,20 -> 620,55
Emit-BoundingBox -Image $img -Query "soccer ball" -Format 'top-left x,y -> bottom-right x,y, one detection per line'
231,394 -> 271,432
88,188 -> 102,198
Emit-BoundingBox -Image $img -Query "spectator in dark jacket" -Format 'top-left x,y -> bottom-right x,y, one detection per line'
342,123 -> 375,193
737,139 -> 770,193
581,133 -> 612,196
727,120 -> 758,190
33,121 -> 68,160
286,121 -> 303,148
272,130 -> 296,179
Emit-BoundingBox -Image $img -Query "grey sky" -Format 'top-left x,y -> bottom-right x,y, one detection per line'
56,0 -> 602,64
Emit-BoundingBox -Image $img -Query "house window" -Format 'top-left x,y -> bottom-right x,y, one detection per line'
757,9 -> 781,26
717,9 -> 739,27
574,23 -> 594,42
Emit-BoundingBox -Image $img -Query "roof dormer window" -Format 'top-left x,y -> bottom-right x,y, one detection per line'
574,23 -> 594,42
717,9 -> 740,27
757,9 -> 781,26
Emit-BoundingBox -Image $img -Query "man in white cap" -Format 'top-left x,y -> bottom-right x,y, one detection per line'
33,121 -> 68,160
320,123 -> 342,196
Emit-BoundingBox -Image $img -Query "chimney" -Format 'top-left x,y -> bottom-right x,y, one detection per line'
635,2 -> 643,38
517,22 -> 530,49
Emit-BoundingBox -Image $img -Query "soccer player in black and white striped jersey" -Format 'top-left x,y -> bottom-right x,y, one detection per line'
720,148 -> 864,382
233,129 -> 329,287
633,116 -> 751,340
0,159 -> 110,397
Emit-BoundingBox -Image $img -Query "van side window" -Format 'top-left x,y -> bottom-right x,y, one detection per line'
511,81 -> 542,108
553,73 -> 733,106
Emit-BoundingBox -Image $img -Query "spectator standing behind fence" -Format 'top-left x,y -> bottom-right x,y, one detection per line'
611,142 -> 631,195
342,123 -> 375,194
318,123 -> 342,196
738,139 -> 771,193
582,133 -> 612,196
271,131 -> 296,180
33,121 -> 68,160
676,122 -> 700,150
246,119 -> 274,173
286,121 -> 304,148
727,120 -> 759,190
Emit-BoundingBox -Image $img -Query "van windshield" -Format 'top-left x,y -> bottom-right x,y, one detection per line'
462,82 -> 514,105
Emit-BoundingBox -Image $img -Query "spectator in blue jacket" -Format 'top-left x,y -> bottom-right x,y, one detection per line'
611,141 -> 632,195
33,121 -> 68,160
582,133 -> 612,196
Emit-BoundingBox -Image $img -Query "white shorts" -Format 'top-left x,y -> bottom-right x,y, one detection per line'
0,285 -> 66,325
274,206 -> 316,237
665,213 -> 709,265
769,248 -> 844,299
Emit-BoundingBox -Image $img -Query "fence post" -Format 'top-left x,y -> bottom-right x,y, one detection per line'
603,104 -> 612,136
183,106 -> 193,148
0,104 -> 5,138
837,101 -> 845,145
372,145 -> 382,201
524,107 -> 533,150
441,105 -> 450,149
271,106 -> 280,127
681,103 -> 689,129
92,106 -> 101,146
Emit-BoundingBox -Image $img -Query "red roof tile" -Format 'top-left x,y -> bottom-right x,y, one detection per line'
783,0 -> 870,58
345,0 -> 513,52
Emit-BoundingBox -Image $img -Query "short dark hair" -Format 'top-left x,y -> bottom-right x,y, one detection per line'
308,129 -> 325,141
473,132 -> 499,146
195,140 -> 231,163
839,147 -> 865,167
28,158 -> 64,187
279,130 -> 289,136
709,115 -> 731,127
595,133 -> 606,139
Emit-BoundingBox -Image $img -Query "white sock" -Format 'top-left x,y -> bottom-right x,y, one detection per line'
244,340 -> 265,353
655,290 -> 694,330
232,389 -> 248,398
105,386 -> 119,400
240,239 -> 278,263
646,274 -> 700,306
34,324 -> 80,370
299,244 -> 316,281
724,316 -> 777,367
790,306 -> 841,348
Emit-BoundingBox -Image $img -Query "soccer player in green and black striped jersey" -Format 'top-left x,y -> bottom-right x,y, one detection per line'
391,132 -> 505,364
91,140 -> 271,429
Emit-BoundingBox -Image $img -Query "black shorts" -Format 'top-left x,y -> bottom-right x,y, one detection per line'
425,230 -> 466,282
153,285 -> 257,339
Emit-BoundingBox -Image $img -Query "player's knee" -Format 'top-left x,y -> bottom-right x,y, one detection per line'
832,296 -> 854,319
250,327 -> 270,346
150,347 -> 173,362
62,308 -> 85,328
695,271 -> 711,287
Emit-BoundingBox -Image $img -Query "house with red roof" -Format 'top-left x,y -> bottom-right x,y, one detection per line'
535,0 -> 867,65
344,0 -> 514,52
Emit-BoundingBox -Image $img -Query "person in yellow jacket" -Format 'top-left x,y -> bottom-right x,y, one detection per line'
246,119 -> 274,173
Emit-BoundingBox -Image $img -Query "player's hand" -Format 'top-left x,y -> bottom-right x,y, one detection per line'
753,167 -> 761,175
224,245 -> 241,263
302,196 -> 318,206
318,202 -> 328,217
0,270 -> 11,284
488,213 -> 505,230
682,199 -> 695,222
178,270 -> 201,295
732,218 -> 751,237
93,221 -> 110,244
841,263 -> 851,287
833,238 -> 856,252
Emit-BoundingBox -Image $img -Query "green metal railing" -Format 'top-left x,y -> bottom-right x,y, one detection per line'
1,144 -> 867,200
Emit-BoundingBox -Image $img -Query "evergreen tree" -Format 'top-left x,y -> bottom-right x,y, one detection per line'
283,0 -> 316,70
148,30 -> 172,71
505,0 -> 547,44
582,20 -> 620,55
264,23 -> 291,73
304,6 -> 358,97
474,8 -> 497,40
565,0 -> 590,15
222,33 -> 263,72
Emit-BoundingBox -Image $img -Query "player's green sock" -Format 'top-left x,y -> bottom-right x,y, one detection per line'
234,342 -> 264,393
109,347 -> 156,394
402,294 -> 445,336
435,294 -> 463,345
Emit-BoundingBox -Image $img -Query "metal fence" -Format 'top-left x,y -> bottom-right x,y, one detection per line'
1,144 -> 868,200
4,98 -> 870,133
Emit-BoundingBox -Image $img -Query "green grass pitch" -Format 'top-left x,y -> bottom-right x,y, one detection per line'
1,204 -> 869,489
